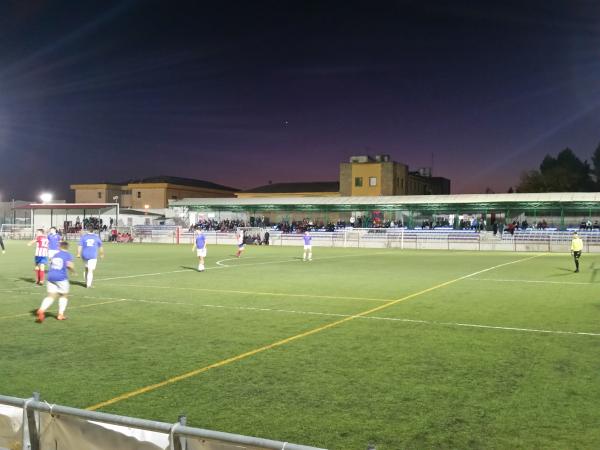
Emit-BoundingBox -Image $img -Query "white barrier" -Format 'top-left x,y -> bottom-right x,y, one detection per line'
0,394 -> 325,450
105,227 -> 600,253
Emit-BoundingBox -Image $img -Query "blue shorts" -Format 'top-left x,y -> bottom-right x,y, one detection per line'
238,243 -> 245,248
35,256 -> 48,265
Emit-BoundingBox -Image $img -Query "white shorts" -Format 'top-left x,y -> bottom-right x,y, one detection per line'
304,245 -> 312,250
47,280 -> 69,295
48,250 -> 59,259
196,248 -> 207,257
84,258 -> 97,270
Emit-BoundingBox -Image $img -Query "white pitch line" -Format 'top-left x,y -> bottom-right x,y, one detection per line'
113,283 -> 391,303
470,278 -> 594,286
215,256 -> 257,267
96,251 -> 391,282
80,293 -> 600,338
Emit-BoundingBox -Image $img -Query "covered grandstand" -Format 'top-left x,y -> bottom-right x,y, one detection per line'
170,192 -> 600,230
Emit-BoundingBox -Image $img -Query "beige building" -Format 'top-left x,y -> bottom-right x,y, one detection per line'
339,155 -> 450,196
71,176 -> 238,209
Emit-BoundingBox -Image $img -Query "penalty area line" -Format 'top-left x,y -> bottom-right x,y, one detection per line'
86,253 -> 542,411
82,294 -> 600,337
0,299 -> 129,321
469,277 -> 594,286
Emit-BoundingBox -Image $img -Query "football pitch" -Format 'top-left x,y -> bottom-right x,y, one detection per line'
2,242 -> 600,449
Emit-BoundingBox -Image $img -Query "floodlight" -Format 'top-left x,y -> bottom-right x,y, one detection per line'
40,193 -> 53,203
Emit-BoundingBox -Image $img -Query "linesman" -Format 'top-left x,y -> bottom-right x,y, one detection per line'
570,232 -> 583,273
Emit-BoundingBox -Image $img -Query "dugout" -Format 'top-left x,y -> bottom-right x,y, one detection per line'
13,203 -> 120,236
170,192 -> 600,230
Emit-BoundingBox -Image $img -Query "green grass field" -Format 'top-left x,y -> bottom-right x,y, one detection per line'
2,241 -> 600,449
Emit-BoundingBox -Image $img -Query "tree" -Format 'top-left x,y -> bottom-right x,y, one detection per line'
516,148 -> 593,192
591,142 -> 600,187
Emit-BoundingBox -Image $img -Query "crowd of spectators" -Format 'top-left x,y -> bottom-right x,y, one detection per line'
67,216 -> 114,233
579,220 -> 600,230
184,216 -> 600,235
109,228 -> 133,242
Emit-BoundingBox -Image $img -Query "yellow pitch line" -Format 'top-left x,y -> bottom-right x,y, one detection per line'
0,299 -> 129,320
116,284 -> 391,303
86,254 -> 541,411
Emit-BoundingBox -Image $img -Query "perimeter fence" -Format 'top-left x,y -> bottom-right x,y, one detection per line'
3,224 -> 600,253
131,227 -> 600,253
0,393 -> 325,450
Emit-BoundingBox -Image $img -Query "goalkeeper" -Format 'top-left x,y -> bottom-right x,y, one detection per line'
570,232 -> 583,273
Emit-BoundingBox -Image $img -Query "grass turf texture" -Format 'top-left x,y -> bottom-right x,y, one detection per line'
1,242 -> 600,449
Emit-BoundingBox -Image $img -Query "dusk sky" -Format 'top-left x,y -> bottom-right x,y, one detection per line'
1,0 -> 600,201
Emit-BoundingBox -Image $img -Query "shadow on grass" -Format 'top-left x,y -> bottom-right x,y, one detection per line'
590,262 -> 599,283
29,309 -> 57,320
549,267 -> 577,277
18,277 -> 38,285
179,266 -> 197,271
71,280 -> 86,287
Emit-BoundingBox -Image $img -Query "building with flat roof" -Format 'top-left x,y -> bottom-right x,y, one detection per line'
236,181 -> 340,198
71,176 -> 238,209
339,154 -> 451,196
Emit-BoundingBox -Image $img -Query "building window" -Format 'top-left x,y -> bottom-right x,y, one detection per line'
354,177 -> 363,187
137,191 -> 141,198
97,192 -> 102,199
369,177 -> 377,187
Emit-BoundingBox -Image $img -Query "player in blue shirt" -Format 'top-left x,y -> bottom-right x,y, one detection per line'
192,228 -> 207,272
303,231 -> 312,261
77,226 -> 104,288
36,241 -> 75,322
47,227 -> 61,259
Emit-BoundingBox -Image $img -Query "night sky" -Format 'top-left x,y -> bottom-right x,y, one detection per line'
1,1 -> 600,201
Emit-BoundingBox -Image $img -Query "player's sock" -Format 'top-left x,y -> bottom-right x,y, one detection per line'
86,270 -> 94,288
199,264 -> 205,271
39,297 -> 54,311
34,268 -> 39,283
58,297 -> 68,318
39,270 -> 45,283
236,250 -> 240,257
308,252 -> 312,261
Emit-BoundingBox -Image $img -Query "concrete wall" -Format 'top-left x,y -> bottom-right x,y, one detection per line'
339,163 -> 352,196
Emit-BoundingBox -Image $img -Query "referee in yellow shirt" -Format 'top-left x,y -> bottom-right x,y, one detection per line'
571,232 -> 584,273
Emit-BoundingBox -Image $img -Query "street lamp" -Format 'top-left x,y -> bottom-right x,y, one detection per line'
40,193 -> 53,203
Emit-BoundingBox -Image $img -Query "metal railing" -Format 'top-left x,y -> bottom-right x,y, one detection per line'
0,393 -> 326,450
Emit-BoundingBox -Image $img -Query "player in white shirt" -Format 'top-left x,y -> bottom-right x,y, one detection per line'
235,229 -> 245,258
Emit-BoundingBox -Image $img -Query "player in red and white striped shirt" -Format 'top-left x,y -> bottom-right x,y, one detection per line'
28,229 -> 49,285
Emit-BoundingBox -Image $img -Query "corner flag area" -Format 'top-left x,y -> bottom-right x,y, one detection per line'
2,243 -> 600,449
